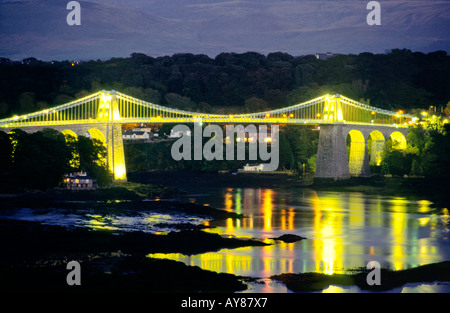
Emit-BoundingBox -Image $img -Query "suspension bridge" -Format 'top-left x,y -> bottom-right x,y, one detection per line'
0,90 -> 415,181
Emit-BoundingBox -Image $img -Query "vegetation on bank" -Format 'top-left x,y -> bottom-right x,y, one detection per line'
0,128 -> 112,192
1,121 -> 449,196
376,122 -> 450,179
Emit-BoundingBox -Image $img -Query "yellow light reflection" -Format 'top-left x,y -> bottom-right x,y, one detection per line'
224,190 -> 233,213
147,248 -> 254,276
418,200 -> 433,213
262,189 -> 273,231
390,197 -> 407,270
280,209 -> 286,231
85,214 -> 118,231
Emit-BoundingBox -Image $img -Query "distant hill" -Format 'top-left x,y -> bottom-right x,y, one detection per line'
0,0 -> 449,60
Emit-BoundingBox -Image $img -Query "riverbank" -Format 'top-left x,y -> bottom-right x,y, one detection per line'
272,261 -> 450,292
0,217 -> 267,293
128,170 -> 310,190
312,175 -> 450,208
0,181 -> 182,202
0,185 -> 273,293
2,215 -> 449,293
2,171 -> 446,208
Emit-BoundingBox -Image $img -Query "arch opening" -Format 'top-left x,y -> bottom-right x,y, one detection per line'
86,128 -> 106,144
86,128 -> 107,168
389,131 -> 407,150
346,129 -> 367,176
368,130 -> 385,166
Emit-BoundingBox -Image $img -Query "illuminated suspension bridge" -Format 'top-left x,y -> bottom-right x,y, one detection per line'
0,90 -> 415,181
0,90 -> 413,127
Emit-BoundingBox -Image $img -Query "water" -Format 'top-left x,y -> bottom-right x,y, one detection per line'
149,186 -> 450,292
2,185 -> 450,292
0,202 -> 210,233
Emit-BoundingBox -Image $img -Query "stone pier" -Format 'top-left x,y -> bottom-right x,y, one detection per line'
314,124 -> 409,181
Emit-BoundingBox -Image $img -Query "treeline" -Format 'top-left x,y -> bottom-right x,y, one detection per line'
0,129 -> 111,192
0,49 -> 449,118
380,121 -> 450,179
124,125 -> 319,174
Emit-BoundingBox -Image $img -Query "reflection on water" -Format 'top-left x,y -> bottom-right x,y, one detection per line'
2,184 -> 449,292
149,187 -> 450,281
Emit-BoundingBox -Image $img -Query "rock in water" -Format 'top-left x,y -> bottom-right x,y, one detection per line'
271,234 -> 306,243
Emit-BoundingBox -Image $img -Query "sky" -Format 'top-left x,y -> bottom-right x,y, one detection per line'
0,0 -> 449,61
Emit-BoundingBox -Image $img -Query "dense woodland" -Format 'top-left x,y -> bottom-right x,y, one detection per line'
0,49 -> 449,190
0,49 -> 449,118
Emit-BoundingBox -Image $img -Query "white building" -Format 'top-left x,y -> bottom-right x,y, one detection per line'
123,130 -> 151,140
169,129 -> 191,138
123,124 -> 153,140
241,163 -> 264,172
64,172 -> 97,190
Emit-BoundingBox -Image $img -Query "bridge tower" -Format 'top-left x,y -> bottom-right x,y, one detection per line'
98,91 -> 127,181
315,124 -> 351,180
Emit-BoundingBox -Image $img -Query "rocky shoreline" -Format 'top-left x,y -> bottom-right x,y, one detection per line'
0,216 -> 268,293
2,215 -> 449,293
272,261 -> 450,292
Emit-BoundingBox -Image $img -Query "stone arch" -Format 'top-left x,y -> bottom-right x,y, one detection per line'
86,128 -> 106,144
346,129 -> 369,176
61,129 -> 78,140
368,130 -> 385,166
389,131 -> 407,150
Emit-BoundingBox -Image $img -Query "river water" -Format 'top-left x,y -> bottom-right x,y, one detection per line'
2,183 -> 450,292
150,185 -> 450,292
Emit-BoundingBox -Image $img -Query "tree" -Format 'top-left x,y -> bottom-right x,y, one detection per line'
6,129 -> 69,190
76,136 -> 111,186
380,140 -> 411,176
244,97 -> 269,113
283,125 -> 319,173
278,131 -> 294,170
0,131 -> 12,174
18,92 -> 35,113
444,101 -> 450,116
421,124 -> 450,178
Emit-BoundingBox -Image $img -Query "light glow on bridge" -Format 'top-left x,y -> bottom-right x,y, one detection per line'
0,91 -> 415,181
0,91 -> 414,128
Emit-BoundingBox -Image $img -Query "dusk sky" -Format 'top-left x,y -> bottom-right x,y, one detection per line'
0,0 -> 449,61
